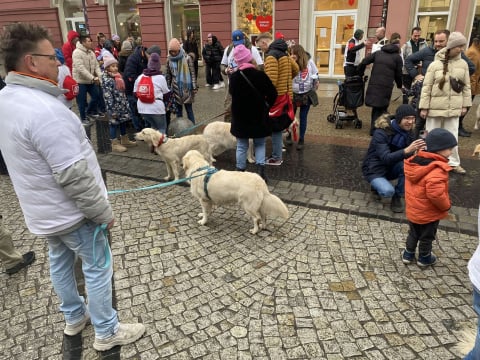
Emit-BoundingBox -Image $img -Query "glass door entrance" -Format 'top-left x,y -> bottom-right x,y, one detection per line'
314,13 -> 356,77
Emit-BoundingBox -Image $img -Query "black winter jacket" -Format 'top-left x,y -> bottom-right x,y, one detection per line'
362,115 -> 415,182
229,68 -> 277,139
122,46 -> 148,95
358,43 -> 403,108
202,37 -> 224,64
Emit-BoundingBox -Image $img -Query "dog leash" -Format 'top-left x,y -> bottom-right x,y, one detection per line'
191,165 -> 218,200
170,111 -> 228,138
93,223 -> 111,269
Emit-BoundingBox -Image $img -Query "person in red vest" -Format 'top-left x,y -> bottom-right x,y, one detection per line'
62,30 -> 79,73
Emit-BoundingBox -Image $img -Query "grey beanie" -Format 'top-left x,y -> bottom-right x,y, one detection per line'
395,104 -> 416,121
446,32 -> 467,50
146,45 -> 161,56
425,128 -> 458,153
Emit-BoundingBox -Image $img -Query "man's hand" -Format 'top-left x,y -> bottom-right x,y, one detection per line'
414,74 -> 424,82
106,218 -> 115,230
404,139 -> 426,154
461,107 -> 468,116
420,109 -> 428,119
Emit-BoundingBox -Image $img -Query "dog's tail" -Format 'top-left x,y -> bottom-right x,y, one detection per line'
452,327 -> 476,356
261,193 -> 289,219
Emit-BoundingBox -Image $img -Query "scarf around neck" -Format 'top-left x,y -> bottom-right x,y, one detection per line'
169,48 -> 192,96
5,71 -> 65,97
238,63 -> 255,70
390,119 -> 410,149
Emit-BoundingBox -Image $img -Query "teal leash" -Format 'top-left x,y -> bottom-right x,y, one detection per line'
93,223 -> 110,269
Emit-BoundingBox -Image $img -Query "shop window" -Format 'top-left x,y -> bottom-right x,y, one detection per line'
416,0 -> 451,43
236,0 -> 273,36
112,0 -> 141,41
315,0 -> 358,11
63,0 -> 87,35
170,0 -> 200,42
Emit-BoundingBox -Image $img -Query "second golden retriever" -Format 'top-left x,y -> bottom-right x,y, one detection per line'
135,128 -> 213,181
182,150 -> 289,234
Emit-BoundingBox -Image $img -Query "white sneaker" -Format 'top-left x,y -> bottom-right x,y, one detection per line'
64,313 -> 91,336
212,84 -> 220,90
205,83 -> 211,87
93,322 -> 146,351
219,81 -> 225,88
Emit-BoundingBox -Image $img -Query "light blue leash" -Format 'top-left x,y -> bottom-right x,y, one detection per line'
93,223 -> 110,269
94,166 -> 218,267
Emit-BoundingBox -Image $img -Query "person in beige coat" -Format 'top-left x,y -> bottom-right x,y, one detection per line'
419,32 -> 471,174
466,37 -> 480,130
72,35 -> 102,123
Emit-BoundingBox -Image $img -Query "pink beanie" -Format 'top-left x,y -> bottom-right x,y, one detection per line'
168,38 -> 181,51
103,54 -> 117,69
233,44 -> 252,66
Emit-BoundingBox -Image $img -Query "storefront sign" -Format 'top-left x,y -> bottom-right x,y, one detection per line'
255,15 -> 272,32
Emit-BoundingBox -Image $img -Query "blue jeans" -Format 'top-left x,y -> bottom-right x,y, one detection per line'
77,84 -> 100,121
271,131 -> 283,160
294,103 -> 311,140
236,137 -> 265,169
126,94 -> 143,131
109,122 -> 127,139
465,286 -> 480,359
176,103 -> 195,124
46,221 -> 118,339
369,161 -> 405,197
142,114 -> 167,133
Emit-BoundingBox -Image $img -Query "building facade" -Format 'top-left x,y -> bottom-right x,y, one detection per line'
0,0 -> 478,79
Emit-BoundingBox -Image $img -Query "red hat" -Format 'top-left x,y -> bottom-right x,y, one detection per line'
275,31 -> 285,40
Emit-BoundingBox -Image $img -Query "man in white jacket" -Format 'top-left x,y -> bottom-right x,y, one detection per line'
0,23 -> 144,351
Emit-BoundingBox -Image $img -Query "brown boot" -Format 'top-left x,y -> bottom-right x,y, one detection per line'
120,134 -> 137,147
111,139 -> 127,152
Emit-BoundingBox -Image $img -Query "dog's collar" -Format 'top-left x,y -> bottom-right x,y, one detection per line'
156,133 -> 168,147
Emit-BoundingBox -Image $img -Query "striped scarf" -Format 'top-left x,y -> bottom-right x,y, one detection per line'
169,49 -> 192,98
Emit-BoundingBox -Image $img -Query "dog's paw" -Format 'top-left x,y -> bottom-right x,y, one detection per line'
197,212 -> 204,218
475,122 -> 479,130
249,227 -> 259,235
247,157 -> 256,164
198,218 -> 207,225
163,176 -> 172,181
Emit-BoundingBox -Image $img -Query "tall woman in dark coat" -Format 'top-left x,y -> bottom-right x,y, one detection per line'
229,45 -> 277,180
358,35 -> 403,135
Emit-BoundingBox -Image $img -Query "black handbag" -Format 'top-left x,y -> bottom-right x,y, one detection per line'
450,76 -> 465,93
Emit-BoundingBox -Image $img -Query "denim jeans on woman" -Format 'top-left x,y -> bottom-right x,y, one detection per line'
369,160 -> 405,198
142,114 -> 167,134
236,137 -> 265,169
176,103 -> 195,123
271,131 -> 283,160
294,102 -> 311,140
46,220 -> 118,339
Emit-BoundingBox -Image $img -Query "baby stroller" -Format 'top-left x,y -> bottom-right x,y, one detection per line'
327,75 -> 366,129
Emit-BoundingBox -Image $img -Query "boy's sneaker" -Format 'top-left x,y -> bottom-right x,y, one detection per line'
64,312 -> 91,336
417,253 -> 437,267
93,323 -> 146,351
401,249 -> 415,265
266,157 -> 283,166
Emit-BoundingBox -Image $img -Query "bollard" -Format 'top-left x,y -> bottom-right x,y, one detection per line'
96,117 -> 111,153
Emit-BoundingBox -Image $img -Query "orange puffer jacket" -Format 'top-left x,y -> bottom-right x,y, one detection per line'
264,40 -> 299,99
404,151 -> 452,224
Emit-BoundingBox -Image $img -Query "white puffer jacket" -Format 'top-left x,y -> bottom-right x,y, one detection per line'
72,42 -> 101,84
419,47 -> 472,117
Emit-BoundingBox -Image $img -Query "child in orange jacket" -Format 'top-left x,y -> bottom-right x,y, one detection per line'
402,128 -> 458,267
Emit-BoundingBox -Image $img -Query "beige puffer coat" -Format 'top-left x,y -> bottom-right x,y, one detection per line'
419,47 -> 471,117
72,42 -> 102,85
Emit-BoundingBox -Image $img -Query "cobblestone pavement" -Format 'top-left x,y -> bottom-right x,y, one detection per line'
0,172 -> 478,359
1,75 -> 479,359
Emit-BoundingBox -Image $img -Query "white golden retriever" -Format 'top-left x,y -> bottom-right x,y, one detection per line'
203,121 -> 255,163
182,150 -> 289,234
135,128 -> 213,181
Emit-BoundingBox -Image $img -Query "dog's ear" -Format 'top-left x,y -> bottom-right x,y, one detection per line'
147,130 -> 159,146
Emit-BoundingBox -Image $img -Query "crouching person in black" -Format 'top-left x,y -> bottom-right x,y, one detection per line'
362,104 -> 426,213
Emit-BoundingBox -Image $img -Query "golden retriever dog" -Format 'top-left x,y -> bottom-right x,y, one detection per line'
135,128 -> 213,181
473,144 -> 480,158
451,327 -> 476,356
182,150 -> 289,234
202,121 -> 255,163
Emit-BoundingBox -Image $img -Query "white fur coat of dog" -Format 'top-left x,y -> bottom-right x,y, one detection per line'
135,128 -> 213,181
182,150 -> 289,234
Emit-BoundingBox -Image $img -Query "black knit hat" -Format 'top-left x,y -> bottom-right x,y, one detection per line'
395,104 -> 416,122
425,128 -> 457,153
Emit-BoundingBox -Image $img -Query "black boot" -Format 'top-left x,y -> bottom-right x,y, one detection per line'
390,195 -> 404,213
459,127 -> 471,137
257,164 -> 268,183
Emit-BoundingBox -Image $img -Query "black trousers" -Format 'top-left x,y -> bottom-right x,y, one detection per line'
406,220 -> 439,256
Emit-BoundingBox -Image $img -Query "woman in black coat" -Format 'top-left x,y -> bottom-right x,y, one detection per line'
358,39 -> 403,135
229,45 -> 277,180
